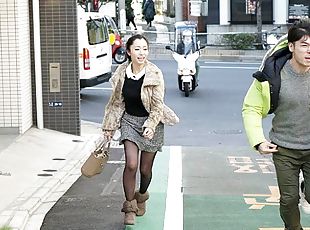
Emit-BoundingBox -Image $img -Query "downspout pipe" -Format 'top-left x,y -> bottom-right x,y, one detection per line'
32,0 -> 44,129
175,0 -> 183,22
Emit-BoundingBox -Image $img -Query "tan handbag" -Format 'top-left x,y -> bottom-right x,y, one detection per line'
81,138 -> 110,178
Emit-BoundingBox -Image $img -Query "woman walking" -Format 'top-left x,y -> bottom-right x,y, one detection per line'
101,34 -> 179,225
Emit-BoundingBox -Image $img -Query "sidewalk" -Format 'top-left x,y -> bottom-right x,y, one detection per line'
0,121 -> 108,230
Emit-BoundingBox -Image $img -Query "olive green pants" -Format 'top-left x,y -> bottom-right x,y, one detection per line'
272,147 -> 310,230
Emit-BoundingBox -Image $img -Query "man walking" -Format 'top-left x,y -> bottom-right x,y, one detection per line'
242,19 -> 310,230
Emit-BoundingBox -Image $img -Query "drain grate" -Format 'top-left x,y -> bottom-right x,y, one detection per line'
72,139 -> 84,142
52,158 -> 66,161
37,173 -> 53,177
43,169 -> 57,172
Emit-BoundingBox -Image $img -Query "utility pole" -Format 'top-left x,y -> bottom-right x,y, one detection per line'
117,0 -> 126,31
256,0 -> 263,49
115,0 -> 126,32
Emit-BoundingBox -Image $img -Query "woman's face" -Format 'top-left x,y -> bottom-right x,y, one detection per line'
127,38 -> 149,65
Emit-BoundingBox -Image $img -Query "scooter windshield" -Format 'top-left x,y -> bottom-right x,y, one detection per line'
176,41 -> 197,55
175,29 -> 197,55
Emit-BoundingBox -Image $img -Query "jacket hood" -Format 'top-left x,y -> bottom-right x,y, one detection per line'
258,35 -> 289,71
253,34 -> 292,114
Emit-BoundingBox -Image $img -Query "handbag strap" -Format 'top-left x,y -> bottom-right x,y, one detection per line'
94,137 -> 111,154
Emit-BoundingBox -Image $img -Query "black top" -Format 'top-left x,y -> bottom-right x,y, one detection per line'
122,74 -> 149,117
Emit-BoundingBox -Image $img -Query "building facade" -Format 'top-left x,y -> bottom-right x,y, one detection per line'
1,0 -> 309,135
163,0 -> 309,32
0,0 -> 81,136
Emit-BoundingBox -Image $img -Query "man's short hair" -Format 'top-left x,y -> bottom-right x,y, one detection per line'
288,18 -> 310,43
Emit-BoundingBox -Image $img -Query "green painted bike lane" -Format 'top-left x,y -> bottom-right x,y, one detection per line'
126,146 -> 310,230
125,146 -> 170,230
182,146 -> 310,230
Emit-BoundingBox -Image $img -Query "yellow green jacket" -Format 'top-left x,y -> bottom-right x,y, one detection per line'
242,36 -> 291,148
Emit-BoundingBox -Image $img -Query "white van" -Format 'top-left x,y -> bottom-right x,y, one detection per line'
78,10 -> 112,88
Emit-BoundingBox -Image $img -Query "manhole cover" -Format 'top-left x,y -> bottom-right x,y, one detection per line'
213,129 -> 242,135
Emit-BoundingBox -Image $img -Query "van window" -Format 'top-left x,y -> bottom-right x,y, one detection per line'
86,18 -> 109,45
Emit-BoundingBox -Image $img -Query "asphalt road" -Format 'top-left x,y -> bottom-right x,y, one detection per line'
39,60 -> 310,230
80,60 -> 266,147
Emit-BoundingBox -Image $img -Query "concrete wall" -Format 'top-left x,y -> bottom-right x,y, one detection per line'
0,0 -> 33,134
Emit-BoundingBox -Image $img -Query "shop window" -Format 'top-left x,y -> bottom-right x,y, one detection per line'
231,0 -> 273,24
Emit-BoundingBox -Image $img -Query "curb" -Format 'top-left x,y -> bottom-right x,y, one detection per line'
147,53 -> 264,62
147,45 -> 265,62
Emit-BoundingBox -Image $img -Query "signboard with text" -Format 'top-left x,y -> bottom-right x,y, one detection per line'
288,4 -> 309,21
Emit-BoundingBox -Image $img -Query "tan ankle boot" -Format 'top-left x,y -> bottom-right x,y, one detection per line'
134,191 -> 149,216
121,200 -> 138,225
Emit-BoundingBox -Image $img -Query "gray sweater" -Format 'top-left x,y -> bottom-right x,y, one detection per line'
269,60 -> 310,149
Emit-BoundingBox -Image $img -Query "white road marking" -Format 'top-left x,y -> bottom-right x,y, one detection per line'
204,61 -> 260,65
200,66 -> 258,70
259,228 -> 310,230
107,160 -> 125,164
163,146 -> 183,230
82,87 -> 112,90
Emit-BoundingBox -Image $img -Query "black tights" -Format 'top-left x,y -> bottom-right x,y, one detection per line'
123,140 -> 156,201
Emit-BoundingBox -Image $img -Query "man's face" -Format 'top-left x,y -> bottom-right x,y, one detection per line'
289,35 -> 310,72
183,35 -> 192,44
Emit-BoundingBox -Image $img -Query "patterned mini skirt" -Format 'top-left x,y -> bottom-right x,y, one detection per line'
120,112 -> 164,153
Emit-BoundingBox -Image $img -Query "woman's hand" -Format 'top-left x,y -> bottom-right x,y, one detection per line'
143,127 -> 154,140
257,141 -> 278,154
102,130 -> 114,141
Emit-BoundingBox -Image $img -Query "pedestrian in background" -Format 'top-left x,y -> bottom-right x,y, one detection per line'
242,19 -> 310,230
142,0 -> 155,28
126,0 -> 137,30
101,34 -> 179,225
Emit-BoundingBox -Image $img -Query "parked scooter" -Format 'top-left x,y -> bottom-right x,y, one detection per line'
104,15 -> 127,64
112,35 -> 127,64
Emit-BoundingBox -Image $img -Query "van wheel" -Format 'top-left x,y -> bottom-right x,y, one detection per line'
114,53 -> 127,64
